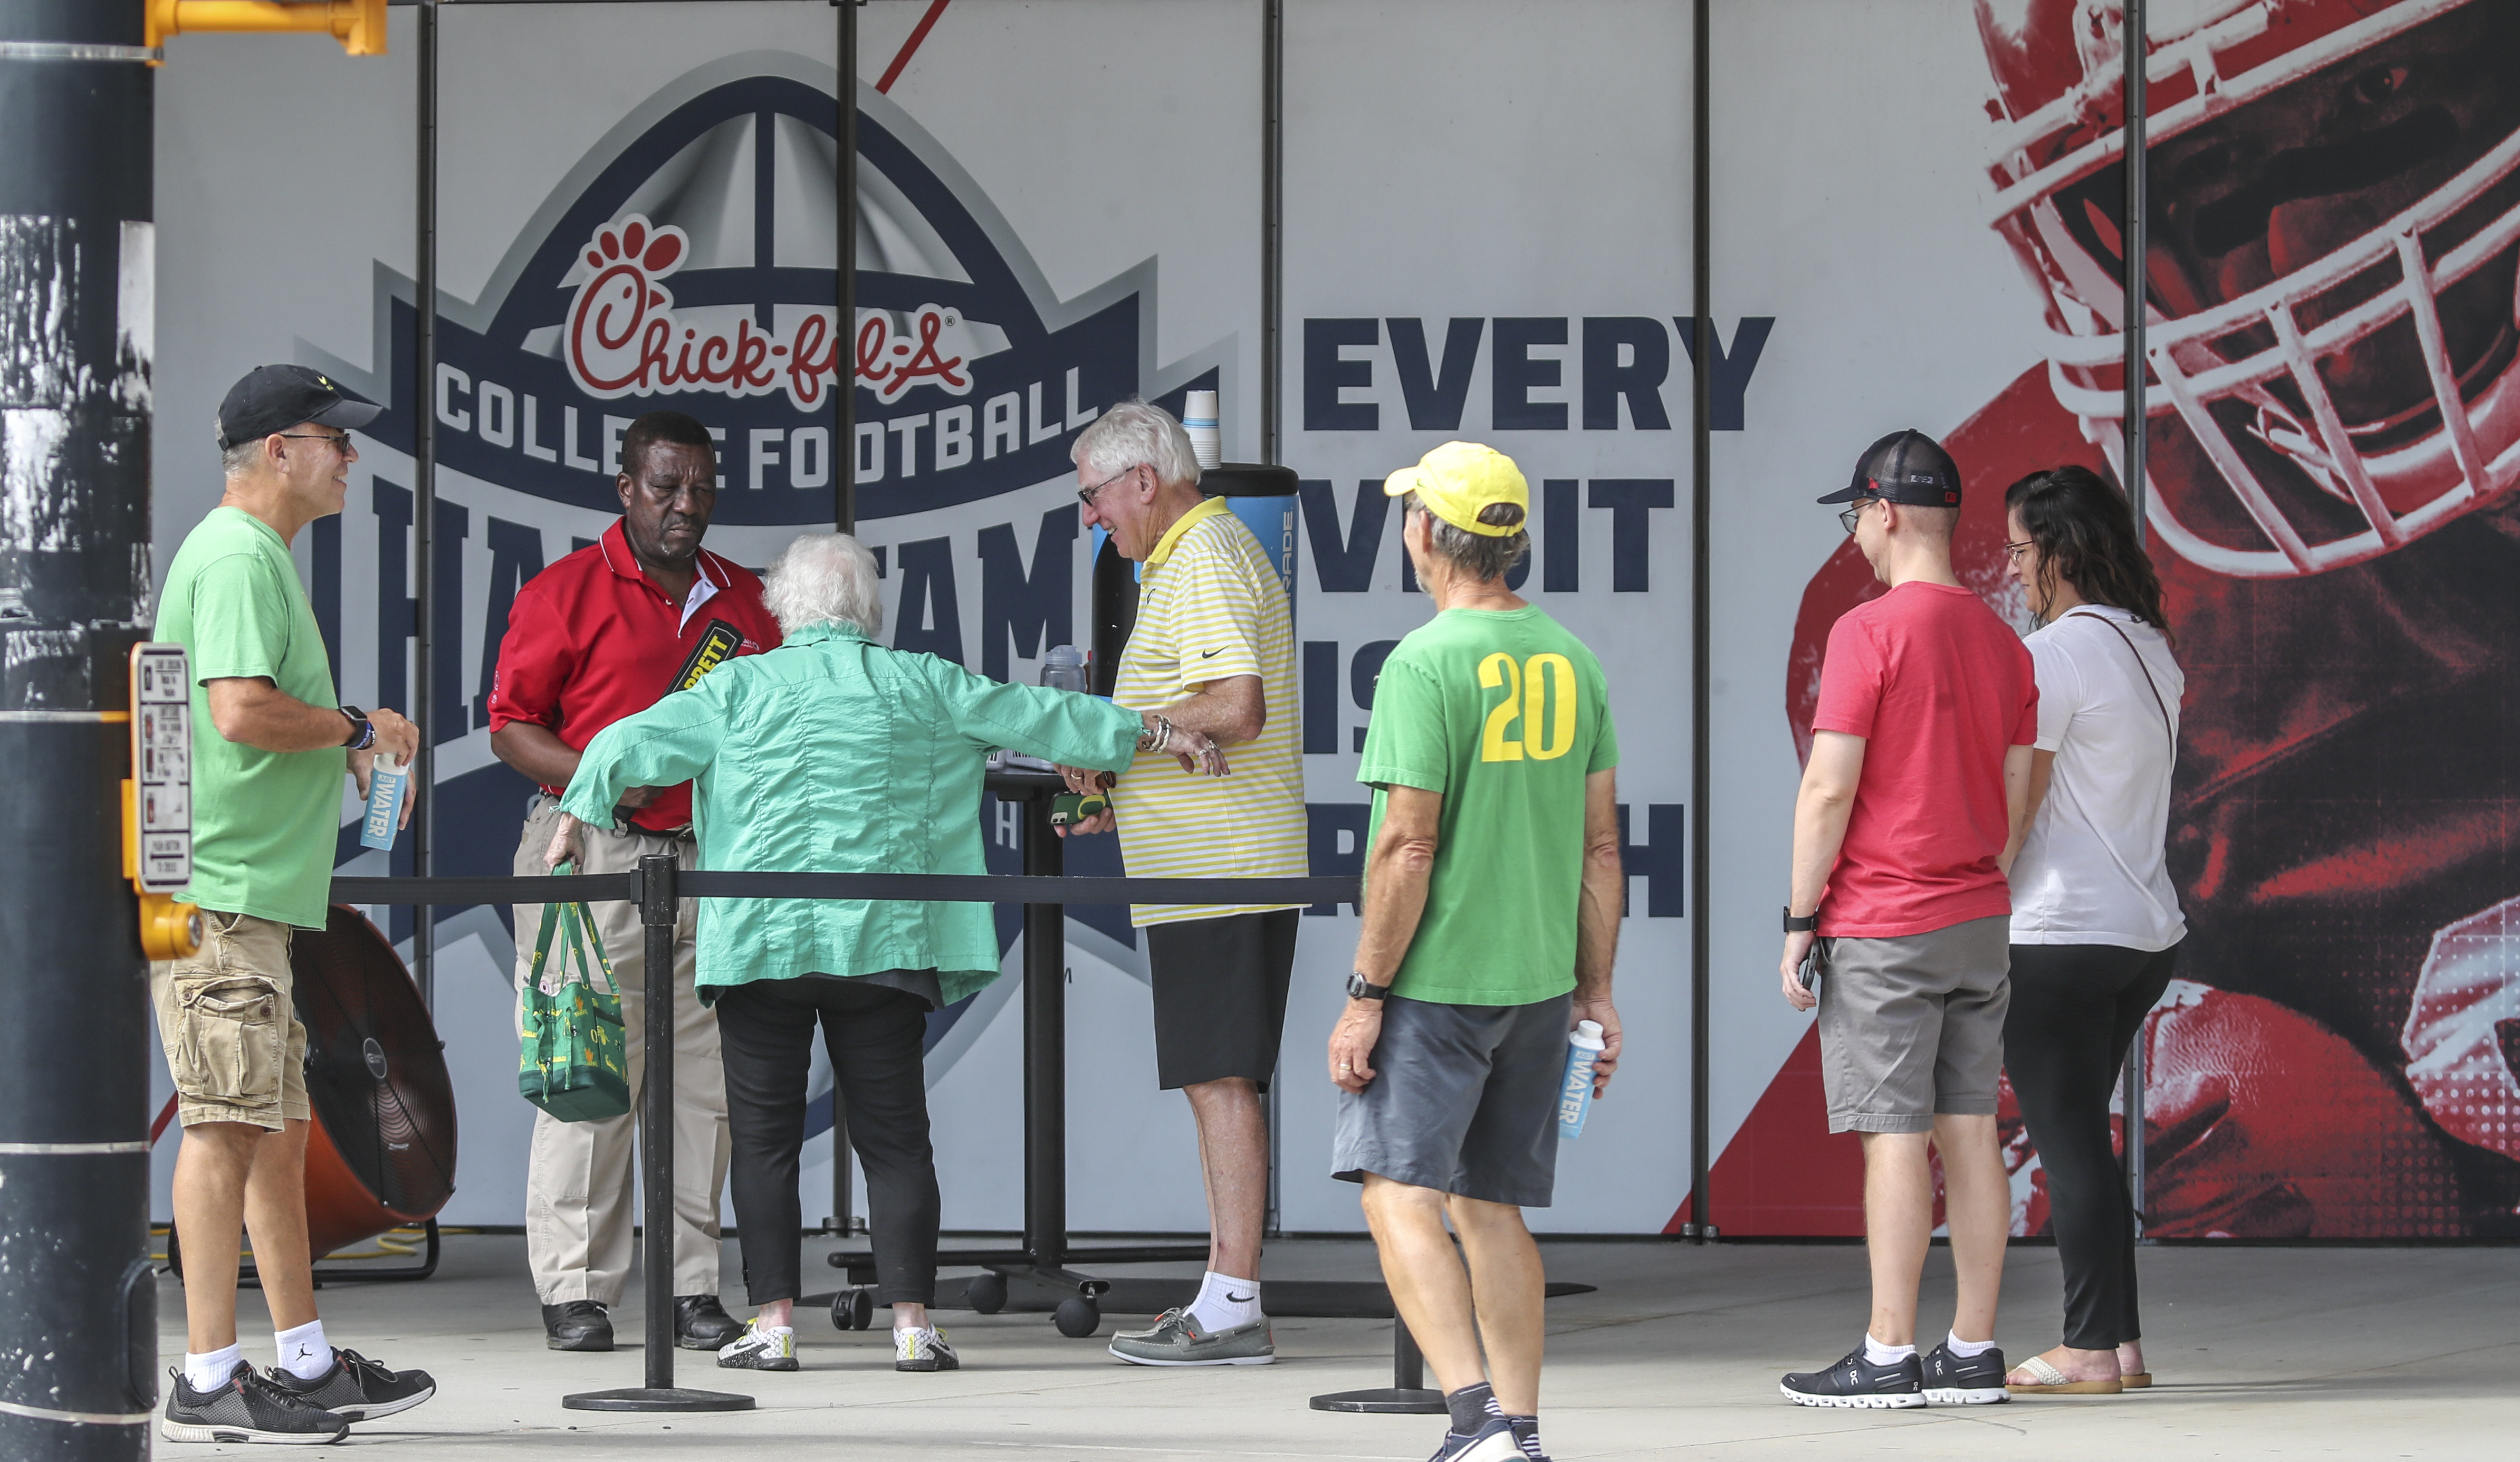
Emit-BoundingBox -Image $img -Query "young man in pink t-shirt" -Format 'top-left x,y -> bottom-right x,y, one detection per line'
1776,431 -> 2038,1410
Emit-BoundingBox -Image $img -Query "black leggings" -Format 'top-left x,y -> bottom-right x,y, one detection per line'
2002,942 -> 2179,1351
713,977 -> 940,1307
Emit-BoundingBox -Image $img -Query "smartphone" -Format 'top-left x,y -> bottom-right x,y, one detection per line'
1796,938 -> 1827,997
1049,790 -> 1110,827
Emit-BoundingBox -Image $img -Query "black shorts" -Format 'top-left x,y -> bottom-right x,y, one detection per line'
1143,909 -> 1300,1092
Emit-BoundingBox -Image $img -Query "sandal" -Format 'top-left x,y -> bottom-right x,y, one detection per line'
2120,1371 -> 2153,1389
2005,1354 -> 2123,1395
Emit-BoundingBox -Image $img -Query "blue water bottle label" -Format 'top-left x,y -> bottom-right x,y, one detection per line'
1558,1047 -> 1598,1140
359,754 -> 407,852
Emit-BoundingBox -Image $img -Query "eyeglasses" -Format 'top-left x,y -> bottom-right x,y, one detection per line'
1837,499 -> 1879,534
1078,464 -> 1137,510
2004,539 -> 2036,562
279,431 -> 354,455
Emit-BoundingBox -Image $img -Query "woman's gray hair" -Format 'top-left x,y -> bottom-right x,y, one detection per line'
1402,492 -> 1529,582
763,533 -> 886,638
1070,396 -> 1201,490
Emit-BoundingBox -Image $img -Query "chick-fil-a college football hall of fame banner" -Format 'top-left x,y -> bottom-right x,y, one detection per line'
145,1 -> 2514,1243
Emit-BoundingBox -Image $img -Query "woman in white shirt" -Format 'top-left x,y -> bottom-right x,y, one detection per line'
1997,465 -> 2184,1397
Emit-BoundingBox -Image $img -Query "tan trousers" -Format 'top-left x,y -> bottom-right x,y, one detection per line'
514,795 -> 730,1304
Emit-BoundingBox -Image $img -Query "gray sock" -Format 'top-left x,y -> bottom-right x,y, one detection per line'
1444,1382 -> 1495,1436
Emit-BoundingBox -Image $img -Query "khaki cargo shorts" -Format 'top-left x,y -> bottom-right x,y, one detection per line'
150,909 -> 310,1131
1815,914 -> 2010,1134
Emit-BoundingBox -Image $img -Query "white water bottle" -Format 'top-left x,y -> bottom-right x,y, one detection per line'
359,752 -> 408,852
1558,1019 -> 1606,1140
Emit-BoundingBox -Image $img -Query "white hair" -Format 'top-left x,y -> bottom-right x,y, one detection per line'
763,533 -> 885,638
1070,396 -> 1201,490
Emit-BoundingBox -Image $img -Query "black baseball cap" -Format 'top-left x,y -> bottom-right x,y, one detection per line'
215,364 -> 382,451
1816,429 -> 1963,507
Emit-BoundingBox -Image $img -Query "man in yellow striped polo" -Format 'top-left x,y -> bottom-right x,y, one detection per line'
1058,397 -> 1307,1367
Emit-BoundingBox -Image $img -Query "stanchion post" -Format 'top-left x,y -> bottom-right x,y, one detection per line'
562,854 -> 753,1412
1308,1313 -> 1445,1413
639,853 -> 677,1389
1021,796 -> 1067,1272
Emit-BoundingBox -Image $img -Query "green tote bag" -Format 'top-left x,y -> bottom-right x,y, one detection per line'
516,864 -> 632,1122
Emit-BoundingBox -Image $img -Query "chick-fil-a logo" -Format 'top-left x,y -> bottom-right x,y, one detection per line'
564,214 -> 970,411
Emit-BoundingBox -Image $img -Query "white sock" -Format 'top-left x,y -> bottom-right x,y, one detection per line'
183,1343 -> 243,1394
1862,1333 -> 1916,1367
275,1320 -> 332,1381
1945,1330 -> 1997,1358
1187,1270 -> 1262,1332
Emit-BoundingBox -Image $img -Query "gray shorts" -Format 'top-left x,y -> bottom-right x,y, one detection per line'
1816,915 -> 2009,1134
1331,993 -> 1572,1208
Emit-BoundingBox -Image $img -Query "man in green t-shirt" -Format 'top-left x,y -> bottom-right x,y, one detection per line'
1327,442 -> 1625,1462
150,366 -> 435,1445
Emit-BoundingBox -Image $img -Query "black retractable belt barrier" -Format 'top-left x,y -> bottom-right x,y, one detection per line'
331,825 -> 1366,1403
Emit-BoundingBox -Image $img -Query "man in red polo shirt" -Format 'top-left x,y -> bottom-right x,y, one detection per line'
486,409 -> 782,1352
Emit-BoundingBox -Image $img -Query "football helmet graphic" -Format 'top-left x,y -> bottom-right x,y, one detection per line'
1978,0 -> 2520,576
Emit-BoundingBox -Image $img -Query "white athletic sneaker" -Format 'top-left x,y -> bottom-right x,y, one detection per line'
894,1325 -> 959,1372
716,1321 -> 798,1371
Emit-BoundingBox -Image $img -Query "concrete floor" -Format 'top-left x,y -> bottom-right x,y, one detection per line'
155,1232 -> 2518,1459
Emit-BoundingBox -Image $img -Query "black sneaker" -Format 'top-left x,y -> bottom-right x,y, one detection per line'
543,1299 -> 614,1351
1921,1340 -> 2010,1405
1780,1346 -> 1927,1408
160,1360 -> 349,1445
270,1348 -> 438,1423
675,1294 -> 747,1350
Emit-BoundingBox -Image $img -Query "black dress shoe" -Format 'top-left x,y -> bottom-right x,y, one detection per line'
675,1294 -> 746,1350
543,1300 -> 614,1352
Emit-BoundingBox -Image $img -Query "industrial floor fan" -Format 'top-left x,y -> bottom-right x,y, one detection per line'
292,904 -> 457,1276
166,906 -> 457,1285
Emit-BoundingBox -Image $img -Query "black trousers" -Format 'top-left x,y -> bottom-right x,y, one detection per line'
714,977 -> 940,1307
2003,942 -> 2179,1350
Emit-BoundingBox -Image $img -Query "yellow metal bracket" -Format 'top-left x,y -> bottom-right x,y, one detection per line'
146,0 -> 388,59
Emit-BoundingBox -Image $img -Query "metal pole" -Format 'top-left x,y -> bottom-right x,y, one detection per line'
1260,0 -> 1283,467
640,856 -> 676,1391
412,0 -> 438,1008
835,0 -> 857,534
1260,0 -> 1286,1239
828,0 -> 862,1234
2119,0 -> 2150,1233
1021,796 -> 1066,1272
563,856 -> 750,1411
0,4 -> 158,1455
1684,0 -> 1714,1244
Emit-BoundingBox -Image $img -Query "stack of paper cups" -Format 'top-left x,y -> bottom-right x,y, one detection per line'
1183,389 -> 1222,470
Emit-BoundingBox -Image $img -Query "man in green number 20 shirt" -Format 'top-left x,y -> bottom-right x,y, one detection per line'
1327,442 -> 1627,1462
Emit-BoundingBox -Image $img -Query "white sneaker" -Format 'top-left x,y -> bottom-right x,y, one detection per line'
717,1321 -> 798,1371
894,1325 -> 959,1372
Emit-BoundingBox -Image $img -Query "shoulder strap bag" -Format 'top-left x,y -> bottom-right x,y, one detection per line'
2064,609 -> 2175,754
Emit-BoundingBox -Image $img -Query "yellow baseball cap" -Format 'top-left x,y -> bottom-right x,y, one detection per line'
1382,441 -> 1529,537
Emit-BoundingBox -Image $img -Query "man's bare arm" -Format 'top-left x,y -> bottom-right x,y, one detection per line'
1328,783 -> 1441,1093
1353,784 -> 1441,981
1573,768 -> 1625,1091
207,677 -> 417,760
1163,673 -> 1264,746
1574,769 -> 1623,999
1779,730 -> 1866,1011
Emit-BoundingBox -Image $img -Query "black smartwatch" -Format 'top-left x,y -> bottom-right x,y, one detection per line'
339,706 -> 376,752
1345,973 -> 1392,1001
1783,906 -> 1819,934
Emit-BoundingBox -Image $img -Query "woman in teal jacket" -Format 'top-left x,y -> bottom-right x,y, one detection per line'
548,532 -> 1223,1374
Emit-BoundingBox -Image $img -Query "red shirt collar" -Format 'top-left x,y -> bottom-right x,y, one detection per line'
599,519 -> 727,597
